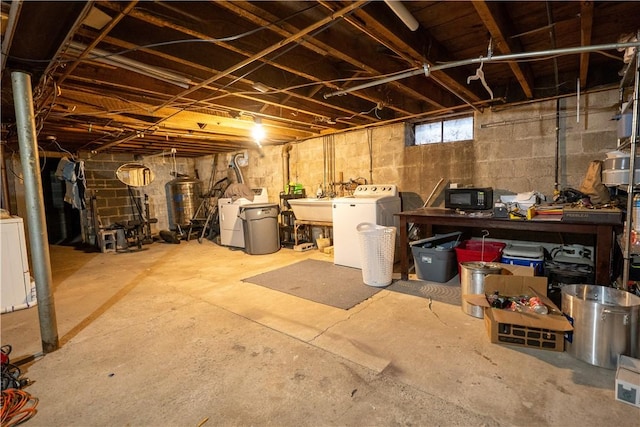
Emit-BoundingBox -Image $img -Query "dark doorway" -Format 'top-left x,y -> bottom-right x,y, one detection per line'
41,158 -> 81,245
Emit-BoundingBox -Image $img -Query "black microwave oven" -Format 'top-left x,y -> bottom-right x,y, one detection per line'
444,187 -> 493,210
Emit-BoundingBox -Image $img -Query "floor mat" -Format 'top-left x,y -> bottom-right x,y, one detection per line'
242,259 -> 384,310
386,280 -> 461,306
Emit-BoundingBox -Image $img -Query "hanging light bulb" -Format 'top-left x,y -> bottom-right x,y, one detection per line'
252,117 -> 265,147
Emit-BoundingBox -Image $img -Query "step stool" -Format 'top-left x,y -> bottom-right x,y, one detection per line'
98,230 -> 117,253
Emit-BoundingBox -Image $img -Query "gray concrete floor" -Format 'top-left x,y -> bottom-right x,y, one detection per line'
1,241 -> 638,426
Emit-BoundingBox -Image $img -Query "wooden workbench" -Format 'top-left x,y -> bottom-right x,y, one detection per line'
396,208 -> 622,285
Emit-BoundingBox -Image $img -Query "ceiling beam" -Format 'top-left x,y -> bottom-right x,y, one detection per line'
472,0 -> 534,99
58,2 -> 137,85
94,1 -> 369,153
348,1 -> 483,108
153,1 -> 368,112
97,1 -> 382,123
215,1 -> 426,114
579,1 -> 594,89
65,54 -> 344,132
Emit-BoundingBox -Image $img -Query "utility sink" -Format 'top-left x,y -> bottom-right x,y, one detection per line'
287,198 -> 333,223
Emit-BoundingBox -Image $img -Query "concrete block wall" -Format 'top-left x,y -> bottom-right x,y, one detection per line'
82,152 -> 138,229
560,90 -> 620,186
81,152 -> 195,236
474,100 -> 560,196
238,88 -> 621,208
2,88 -> 624,247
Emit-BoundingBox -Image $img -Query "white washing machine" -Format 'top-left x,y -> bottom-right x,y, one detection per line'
219,188 -> 268,248
332,184 -> 401,269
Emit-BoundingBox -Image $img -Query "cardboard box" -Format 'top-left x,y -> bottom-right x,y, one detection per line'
498,263 -> 536,277
464,275 -> 573,352
616,355 -> 640,408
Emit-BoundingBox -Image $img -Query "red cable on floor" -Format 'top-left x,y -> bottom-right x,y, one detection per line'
1,389 -> 38,427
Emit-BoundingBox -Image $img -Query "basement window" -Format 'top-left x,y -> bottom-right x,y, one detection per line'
413,116 -> 474,145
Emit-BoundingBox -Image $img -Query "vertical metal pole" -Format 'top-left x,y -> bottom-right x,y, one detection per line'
11,71 -> 59,353
554,98 -> 560,195
622,47 -> 640,291
1,143 -> 12,211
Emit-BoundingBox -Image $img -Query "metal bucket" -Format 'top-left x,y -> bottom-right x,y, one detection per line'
562,284 -> 640,369
460,262 -> 502,318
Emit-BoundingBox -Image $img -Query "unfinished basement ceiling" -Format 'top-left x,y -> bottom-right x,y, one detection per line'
1,1 -> 639,157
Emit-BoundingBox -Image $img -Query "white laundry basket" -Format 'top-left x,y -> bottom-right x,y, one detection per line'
357,222 -> 396,287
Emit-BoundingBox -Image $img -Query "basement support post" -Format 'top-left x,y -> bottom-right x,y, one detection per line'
11,71 -> 59,354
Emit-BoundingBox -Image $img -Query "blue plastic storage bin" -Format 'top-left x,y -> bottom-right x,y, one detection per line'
500,243 -> 544,275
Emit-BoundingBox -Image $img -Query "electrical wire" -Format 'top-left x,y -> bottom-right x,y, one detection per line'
336,104 -> 382,121
48,138 -> 76,160
16,5 -> 386,141
193,8 -> 356,107
65,65 -> 401,126
3,3 -> 321,65
200,67 -> 422,102
0,389 -> 39,427
80,5 -> 364,149
1,344 -> 36,427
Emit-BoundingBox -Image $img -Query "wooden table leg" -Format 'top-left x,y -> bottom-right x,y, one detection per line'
399,216 -> 409,280
594,225 -> 613,285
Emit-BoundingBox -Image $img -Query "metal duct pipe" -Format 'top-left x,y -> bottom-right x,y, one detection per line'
67,41 -> 193,88
325,41 -> 640,99
282,143 -> 292,192
0,0 -> 23,77
330,135 -> 335,194
322,135 -> 336,196
11,71 -> 59,354
230,153 -> 245,184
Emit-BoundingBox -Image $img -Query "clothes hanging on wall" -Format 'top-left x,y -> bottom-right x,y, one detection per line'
55,156 -> 86,210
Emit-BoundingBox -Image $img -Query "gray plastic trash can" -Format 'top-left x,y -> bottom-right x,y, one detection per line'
239,203 -> 280,255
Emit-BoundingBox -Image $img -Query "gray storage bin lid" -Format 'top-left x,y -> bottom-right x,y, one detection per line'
239,203 -> 279,219
239,203 -> 278,210
410,231 -> 462,251
502,243 -> 544,259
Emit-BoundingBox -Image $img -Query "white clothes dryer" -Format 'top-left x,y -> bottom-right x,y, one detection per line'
219,187 -> 268,248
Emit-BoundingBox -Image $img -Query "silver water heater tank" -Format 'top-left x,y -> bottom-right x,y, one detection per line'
167,177 -> 203,230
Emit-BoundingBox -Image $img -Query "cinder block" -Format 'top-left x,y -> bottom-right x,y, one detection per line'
98,230 -> 117,253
